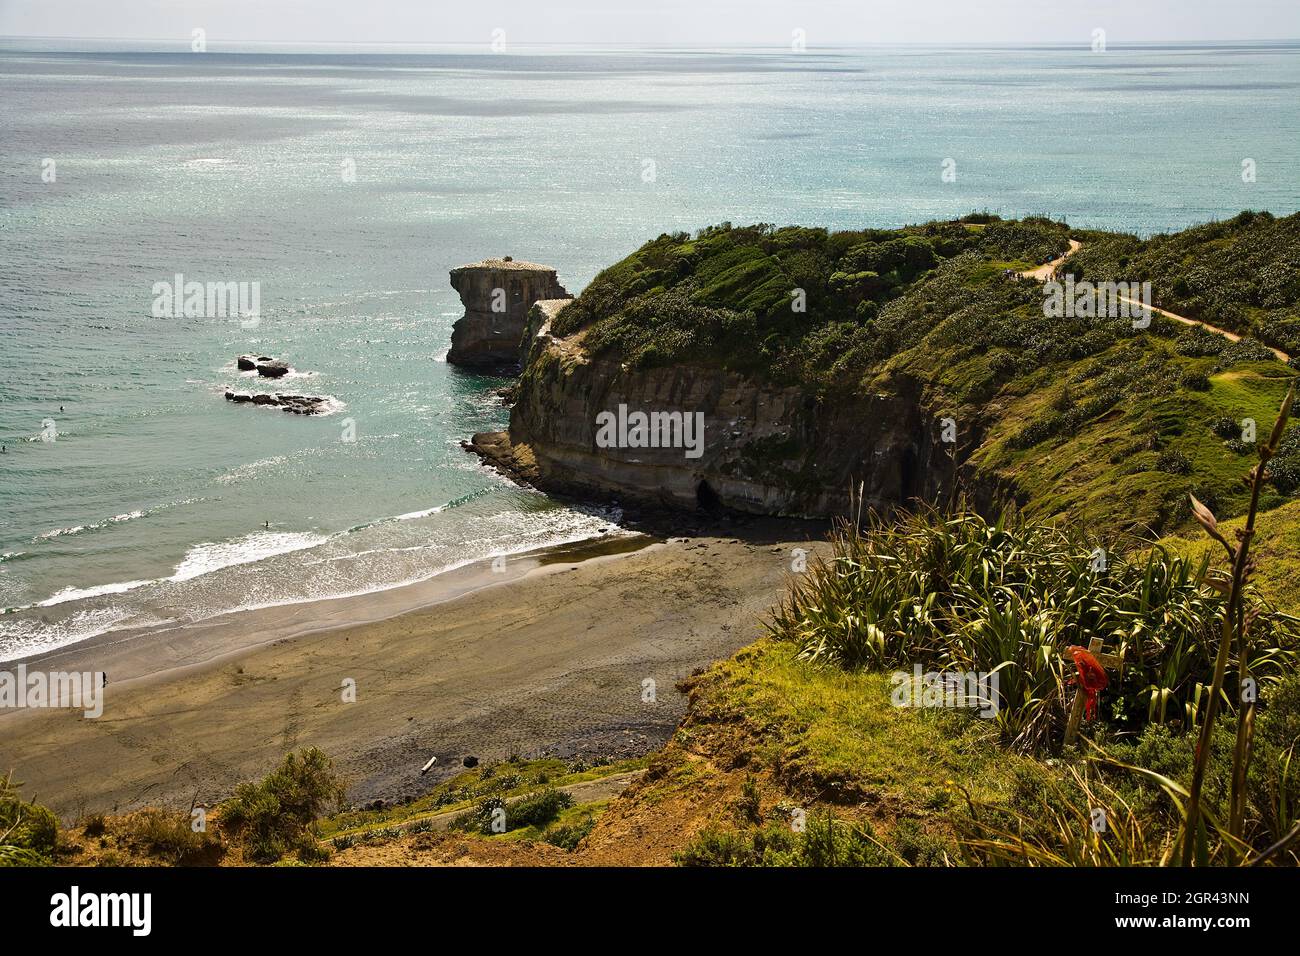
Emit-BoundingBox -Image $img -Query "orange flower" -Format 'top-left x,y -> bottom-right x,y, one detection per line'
1069,646 -> 1109,721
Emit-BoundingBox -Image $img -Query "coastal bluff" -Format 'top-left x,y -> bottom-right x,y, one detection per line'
471,295 -> 959,517
471,342 -> 956,518
446,258 -> 570,371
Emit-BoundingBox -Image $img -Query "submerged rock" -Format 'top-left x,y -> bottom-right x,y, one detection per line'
446,258 -> 570,372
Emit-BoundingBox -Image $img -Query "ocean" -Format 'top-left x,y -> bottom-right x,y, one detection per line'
1,40 -> 1297,660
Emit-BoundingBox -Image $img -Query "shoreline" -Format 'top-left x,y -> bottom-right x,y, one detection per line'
5,529 -> 657,686
0,515 -> 827,817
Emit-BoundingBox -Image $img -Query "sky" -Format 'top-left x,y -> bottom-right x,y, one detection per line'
1,0 -> 1298,48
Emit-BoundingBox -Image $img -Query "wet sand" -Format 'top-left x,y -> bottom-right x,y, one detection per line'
0,518 -> 825,817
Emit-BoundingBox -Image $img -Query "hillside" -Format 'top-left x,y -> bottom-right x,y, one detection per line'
489,213 -> 1300,537
1066,211 -> 1300,357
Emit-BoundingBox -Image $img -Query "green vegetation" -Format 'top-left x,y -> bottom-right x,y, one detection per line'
646,635 -> 1019,866
650,620 -> 1300,866
312,755 -> 639,858
320,755 -> 641,846
1164,497 -> 1300,616
542,212 -> 1300,538
767,506 -> 1299,753
1065,211 -> 1300,357
220,747 -> 347,863
955,671 -> 1300,866
551,215 -> 1071,387
0,771 -> 58,866
679,637 -> 1033,812
542,810 -> 599,851
752,390 -> 1300,865
677,812 -> 897,867
449,786 -> 574,835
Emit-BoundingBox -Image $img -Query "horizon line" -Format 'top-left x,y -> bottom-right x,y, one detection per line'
3,35 -> 1300,52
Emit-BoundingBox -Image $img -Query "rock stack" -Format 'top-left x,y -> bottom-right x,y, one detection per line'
446,258 -> 570,371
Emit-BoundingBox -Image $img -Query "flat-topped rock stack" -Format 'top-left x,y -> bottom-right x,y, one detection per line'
446,257 -> 570,371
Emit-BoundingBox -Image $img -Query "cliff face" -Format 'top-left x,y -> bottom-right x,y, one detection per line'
475,304 -> 965,518
446,259 -> 570,370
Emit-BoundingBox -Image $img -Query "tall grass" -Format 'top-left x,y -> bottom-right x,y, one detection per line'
952,762 -> 1180,866
767,505 -> 1299,753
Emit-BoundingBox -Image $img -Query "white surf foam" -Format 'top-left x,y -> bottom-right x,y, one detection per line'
169,530 -> 329,582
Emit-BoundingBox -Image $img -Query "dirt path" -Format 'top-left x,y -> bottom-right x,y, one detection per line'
1019,239 -> 1290,363
1020,238 -> 1082,280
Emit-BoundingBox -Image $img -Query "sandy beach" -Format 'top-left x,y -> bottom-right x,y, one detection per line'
0,518 -> 826,817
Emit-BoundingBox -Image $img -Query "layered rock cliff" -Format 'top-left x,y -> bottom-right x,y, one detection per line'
472,300 -> 963,517
446,259 -> 570,370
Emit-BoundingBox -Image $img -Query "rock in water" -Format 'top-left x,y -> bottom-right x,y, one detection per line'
445,259 -> 570,372
225,391 -> 332,416
236,354 -> 258,371
256,360 -> 290,378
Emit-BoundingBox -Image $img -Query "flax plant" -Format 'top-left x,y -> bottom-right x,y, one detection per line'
1182,384 -> 1295,865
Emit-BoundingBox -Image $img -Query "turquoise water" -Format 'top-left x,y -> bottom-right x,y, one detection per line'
1,42 -> 1297,658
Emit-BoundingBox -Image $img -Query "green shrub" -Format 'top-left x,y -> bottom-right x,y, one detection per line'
506,788 -> 573,830
1212,417 -> 1241,440
0,772 -> 57,864
889,819 -> 955,866
1215,338 -> 1280,370
1155,449 -> 1192,475
1175,325 -> 1228,357
544,815 -> 596,851
221,748 -> 347,863
1269,426 -> 1300,494
452,787 -> 574,835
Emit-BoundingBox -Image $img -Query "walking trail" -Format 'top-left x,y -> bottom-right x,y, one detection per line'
1020,239 -> 1290,363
